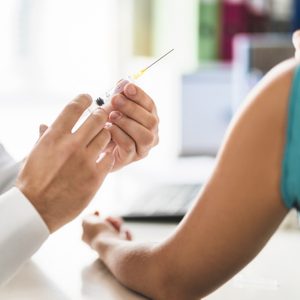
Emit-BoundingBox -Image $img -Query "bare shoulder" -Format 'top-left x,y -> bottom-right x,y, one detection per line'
244,58 -> 298,113
234,58 -> 297,120
264,58 -> 298,83
214,58 -> 300,206
222,58 -> 299,151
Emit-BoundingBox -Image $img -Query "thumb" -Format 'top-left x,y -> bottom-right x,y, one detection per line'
39,124 -> 48,138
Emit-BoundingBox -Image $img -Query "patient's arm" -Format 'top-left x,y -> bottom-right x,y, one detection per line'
82,59 -> 297,300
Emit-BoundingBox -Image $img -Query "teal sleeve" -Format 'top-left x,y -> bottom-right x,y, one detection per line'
281,65 -> 300,210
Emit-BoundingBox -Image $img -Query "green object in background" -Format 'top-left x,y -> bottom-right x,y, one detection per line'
198,0 -> 220,62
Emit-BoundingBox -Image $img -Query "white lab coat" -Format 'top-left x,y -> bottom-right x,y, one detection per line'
0,144 -> 49,286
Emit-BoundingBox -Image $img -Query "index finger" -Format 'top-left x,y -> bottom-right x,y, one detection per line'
52,94 -> 92,133
123,83 -> 156,113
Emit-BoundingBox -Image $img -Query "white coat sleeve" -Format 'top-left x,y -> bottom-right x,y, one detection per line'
0,187 -> 50,286
0,144 -> 22,194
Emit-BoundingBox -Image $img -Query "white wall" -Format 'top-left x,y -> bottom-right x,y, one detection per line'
0,0 -> 122,159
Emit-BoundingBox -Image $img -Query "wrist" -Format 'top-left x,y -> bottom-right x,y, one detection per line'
91,233 -> 119,256
16,182 -> 55,233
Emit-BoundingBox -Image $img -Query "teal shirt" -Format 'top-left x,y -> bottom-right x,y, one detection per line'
281,65 -> 300,210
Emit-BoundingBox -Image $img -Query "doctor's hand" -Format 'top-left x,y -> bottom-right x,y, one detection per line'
102,83 -> 159,171
16,94 -> 115,233
293,30 -> 300,60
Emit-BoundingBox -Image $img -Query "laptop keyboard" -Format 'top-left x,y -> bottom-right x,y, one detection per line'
122,183 -> 202,222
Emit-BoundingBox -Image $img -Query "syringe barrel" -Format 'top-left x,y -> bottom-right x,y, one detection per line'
87,77 -> 135,117
105,76 -> 134,102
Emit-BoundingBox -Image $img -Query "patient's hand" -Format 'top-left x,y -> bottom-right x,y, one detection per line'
293,30 -> 300,60
102,83 -> 159,171
82,213 -> 132,251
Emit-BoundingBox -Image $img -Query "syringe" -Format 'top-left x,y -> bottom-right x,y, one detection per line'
93,49 -> 174,108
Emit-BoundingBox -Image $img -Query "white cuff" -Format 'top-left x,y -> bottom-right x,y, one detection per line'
0,187 -> 50,286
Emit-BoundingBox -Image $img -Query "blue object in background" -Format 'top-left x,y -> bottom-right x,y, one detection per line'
292,0 -> 300,31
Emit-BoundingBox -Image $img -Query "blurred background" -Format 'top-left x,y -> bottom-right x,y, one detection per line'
0,0 -> 298,216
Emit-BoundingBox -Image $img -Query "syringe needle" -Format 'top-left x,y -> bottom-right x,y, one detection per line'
95,48 -> 174,106
142,48 -> 174,72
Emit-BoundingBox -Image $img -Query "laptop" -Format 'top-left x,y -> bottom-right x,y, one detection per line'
121,182 -> 202,222
116,157 -> 215,222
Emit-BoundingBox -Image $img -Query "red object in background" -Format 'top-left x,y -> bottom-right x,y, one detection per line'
220,1 -> 249,61
220,0 -> 269,61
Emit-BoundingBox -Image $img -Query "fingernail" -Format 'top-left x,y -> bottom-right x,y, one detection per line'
126,84 -> 136,96
109,111 -> 122,122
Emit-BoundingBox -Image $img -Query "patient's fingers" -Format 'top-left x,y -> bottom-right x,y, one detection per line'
106,216 -> 132,240
106,216 -> 123,232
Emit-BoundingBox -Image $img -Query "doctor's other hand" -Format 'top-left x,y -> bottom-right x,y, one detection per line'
293,30 -> 300,60
103,83 -> 159,171
82,213 -> 132,251
16,94 -> 115,233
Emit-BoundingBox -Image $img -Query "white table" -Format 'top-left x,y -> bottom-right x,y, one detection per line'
1,216 -> 300,300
